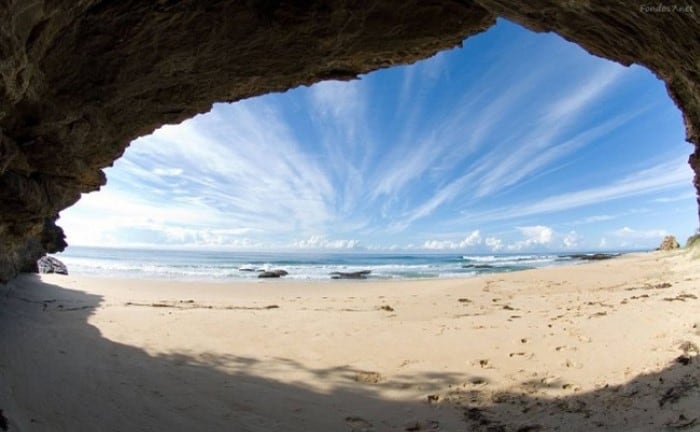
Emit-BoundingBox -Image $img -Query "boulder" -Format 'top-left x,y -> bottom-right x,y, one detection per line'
330,270 -> 371,280
657,236 -> 680,251
565,253 -> 619,261
37,256 -> 68,275
258,269 -> 288,278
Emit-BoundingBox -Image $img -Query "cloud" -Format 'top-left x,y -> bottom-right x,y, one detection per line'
152,167 -> 183,177
422,230 -> 482,250
63,99 -> 346,247
519,225 -> 553,244
653,192 -> 696,203
508,225 -> 553,250
473,63 -> 627,198
485,237 -> 503,252
461,157 -> 691,223
291,235 -> 361,250
562,231 -> 581,249
581,215 -> 615,223
613,227 -> 669,239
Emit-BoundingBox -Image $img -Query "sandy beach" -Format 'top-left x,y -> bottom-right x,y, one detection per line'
1,250 -> 699,431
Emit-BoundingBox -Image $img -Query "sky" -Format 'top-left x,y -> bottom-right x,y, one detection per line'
60,19 -> 698,253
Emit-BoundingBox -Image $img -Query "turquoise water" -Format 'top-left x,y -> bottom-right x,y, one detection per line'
53,246 -> 614,282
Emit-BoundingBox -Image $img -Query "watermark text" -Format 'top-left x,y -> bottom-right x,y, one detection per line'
639,4 -> 694,14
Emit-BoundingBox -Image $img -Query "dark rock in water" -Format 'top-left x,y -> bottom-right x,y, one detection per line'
258,269 -> 288,278
463,264 -> 494,269
37,256 -> 68,275
657,235 -> 680,251
330,270 -> 371,279
564,253 -> 619,261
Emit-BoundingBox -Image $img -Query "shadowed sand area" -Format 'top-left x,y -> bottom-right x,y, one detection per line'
1,250 -> 699,431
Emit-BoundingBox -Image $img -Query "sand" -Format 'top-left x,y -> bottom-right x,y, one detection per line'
1,250 -> 699,432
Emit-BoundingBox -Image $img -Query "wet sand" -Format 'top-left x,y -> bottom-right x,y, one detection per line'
1,250 -> 699,431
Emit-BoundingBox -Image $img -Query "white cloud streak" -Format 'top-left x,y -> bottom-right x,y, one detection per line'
461,157 -> 691,223
422,230 -> 481,250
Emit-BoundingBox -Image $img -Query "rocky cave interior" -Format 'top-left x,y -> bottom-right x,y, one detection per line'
0,1 -> 699,282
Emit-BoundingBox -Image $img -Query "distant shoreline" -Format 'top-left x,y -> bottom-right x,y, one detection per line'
51,247 -> 637,283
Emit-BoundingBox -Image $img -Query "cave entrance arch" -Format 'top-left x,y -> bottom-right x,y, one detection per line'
0,1 -> 698,280
57,19 -> 695,258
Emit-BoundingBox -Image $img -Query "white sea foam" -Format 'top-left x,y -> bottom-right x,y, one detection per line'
56,247 -> 587,282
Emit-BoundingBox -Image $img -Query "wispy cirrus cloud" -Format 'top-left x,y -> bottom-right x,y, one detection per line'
459,156 -> 691,224
473,63 -> 626,198
59,20 -> 695,251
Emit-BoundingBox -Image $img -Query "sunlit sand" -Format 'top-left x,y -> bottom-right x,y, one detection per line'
1,250 -> 698,431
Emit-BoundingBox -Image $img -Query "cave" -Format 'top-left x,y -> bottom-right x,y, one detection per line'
0,1 -> 699,282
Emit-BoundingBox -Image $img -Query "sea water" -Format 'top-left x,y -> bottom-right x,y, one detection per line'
54,246 -> 617,282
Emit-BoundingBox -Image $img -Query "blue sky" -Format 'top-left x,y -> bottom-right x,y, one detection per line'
60,20 -> 698,252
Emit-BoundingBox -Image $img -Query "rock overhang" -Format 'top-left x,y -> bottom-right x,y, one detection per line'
0,1 -> 698,281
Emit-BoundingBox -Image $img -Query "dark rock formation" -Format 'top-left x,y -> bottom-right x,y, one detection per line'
36,256 -> 68,275
564,253 -> 619,261
657,235 -> 681,251
330,270 -> 371,279
1,1 -> 699,281
258,269 -> 288,278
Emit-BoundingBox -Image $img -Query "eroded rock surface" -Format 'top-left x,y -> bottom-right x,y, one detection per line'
0,1 -> 698,281
37,255 -> 68,275
657,235 -> 681,251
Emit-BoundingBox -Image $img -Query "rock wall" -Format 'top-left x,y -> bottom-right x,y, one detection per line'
0,1 -> 698,281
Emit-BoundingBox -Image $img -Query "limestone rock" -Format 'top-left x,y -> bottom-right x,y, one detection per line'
657,236 -> 680,251
0,1 -> 699,281
37,256 -> 68,275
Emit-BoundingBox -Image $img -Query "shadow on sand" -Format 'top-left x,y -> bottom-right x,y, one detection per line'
0,275 -> 698,431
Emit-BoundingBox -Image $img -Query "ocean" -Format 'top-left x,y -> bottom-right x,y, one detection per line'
54,246 -> 619,282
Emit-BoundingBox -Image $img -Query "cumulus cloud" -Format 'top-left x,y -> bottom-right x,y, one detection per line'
484,237 -> 503,252
562,231 -> 581,249
422,230 -> 482,250
508,225 -> 553,250
519,225 -> 553,244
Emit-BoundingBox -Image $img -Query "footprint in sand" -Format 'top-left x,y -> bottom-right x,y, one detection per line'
404,420 -> 440,431
354,371 -> 384,384
564,359 -> 583,369
476,359 -> 491,368
345,416 -> 374,432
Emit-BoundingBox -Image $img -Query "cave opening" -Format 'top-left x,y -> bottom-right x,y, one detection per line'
2,4 -> 700,431
55,19 -> 696,278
